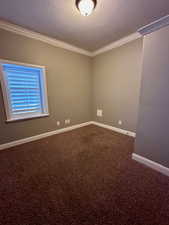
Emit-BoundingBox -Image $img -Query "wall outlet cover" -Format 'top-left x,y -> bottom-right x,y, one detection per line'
97,109 -> 103,117
57,121 -> 60,126
118,120 -> 122,125
67,119 -> 70,124
65,119 -> 70,124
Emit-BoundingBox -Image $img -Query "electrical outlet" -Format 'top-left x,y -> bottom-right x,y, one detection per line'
57,121 -> 60,126
65,119 -> 70,124
97,109 -> 103,117
67,119 -> 70,124
118,120 -> 122,125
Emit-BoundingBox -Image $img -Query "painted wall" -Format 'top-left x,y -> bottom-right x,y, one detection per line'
92,39 -> 143,132
0,29 -> 92,144
135,26 -> 169,167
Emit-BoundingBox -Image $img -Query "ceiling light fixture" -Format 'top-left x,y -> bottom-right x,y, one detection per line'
75,0 -> 97,16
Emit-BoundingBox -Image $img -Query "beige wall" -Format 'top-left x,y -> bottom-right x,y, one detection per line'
0,29 -> 92,144
0,29 -> 143,145
135,26 -> 169,167
92,39 -> 143,132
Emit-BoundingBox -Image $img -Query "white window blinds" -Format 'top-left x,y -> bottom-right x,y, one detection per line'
0,61 -> 49,121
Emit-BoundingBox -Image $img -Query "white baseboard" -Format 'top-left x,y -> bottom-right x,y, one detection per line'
132,153 -> 169,177
91,121 -> 136,138
0,121 -> 92,151
0,121 -> 135,151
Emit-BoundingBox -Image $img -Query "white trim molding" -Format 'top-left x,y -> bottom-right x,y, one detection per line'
92,32 -> 142,56
0,121 -> 92,151
132,153 -> 169,177
0,121 -> 136,151
138,14 -> 169,36
0,20 -> 92,57
0,59 -> 49,122
0,20 -> 141,57
1,16 -> 169,57
91,121 -> 136,137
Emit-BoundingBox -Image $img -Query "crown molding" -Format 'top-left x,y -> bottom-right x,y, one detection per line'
91,32 -> 142,56
0,20 -> 142,57
0,20 -> 93,57
138,14 -> 169,36
1,16 -> 168,57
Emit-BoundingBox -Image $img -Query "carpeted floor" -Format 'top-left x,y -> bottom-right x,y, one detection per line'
0,124 -> 169,225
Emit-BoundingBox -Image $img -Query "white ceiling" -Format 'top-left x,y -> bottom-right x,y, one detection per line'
0,0 -> 169,51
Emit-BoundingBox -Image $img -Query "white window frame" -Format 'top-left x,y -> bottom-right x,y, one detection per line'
0,59 -> 49,122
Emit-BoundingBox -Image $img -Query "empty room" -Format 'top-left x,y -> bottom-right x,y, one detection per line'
0,0 -> 169,224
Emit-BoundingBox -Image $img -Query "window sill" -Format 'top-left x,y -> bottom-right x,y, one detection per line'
6,113 -> 49,123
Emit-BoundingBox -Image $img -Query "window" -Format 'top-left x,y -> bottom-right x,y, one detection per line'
0,60 -> 49,121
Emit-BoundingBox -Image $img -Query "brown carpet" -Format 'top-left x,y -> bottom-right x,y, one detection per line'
0,124 -> 169,225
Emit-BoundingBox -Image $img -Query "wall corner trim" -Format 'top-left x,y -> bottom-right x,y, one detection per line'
138,14 -> 169,36
91,32 -> 141,56
0,122 -> 92,151
0,20 -> 92,57
132,153 -> 169,177
91,121 -> 136,137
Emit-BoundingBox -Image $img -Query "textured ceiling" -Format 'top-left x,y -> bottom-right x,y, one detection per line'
0,0 -> 169,51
